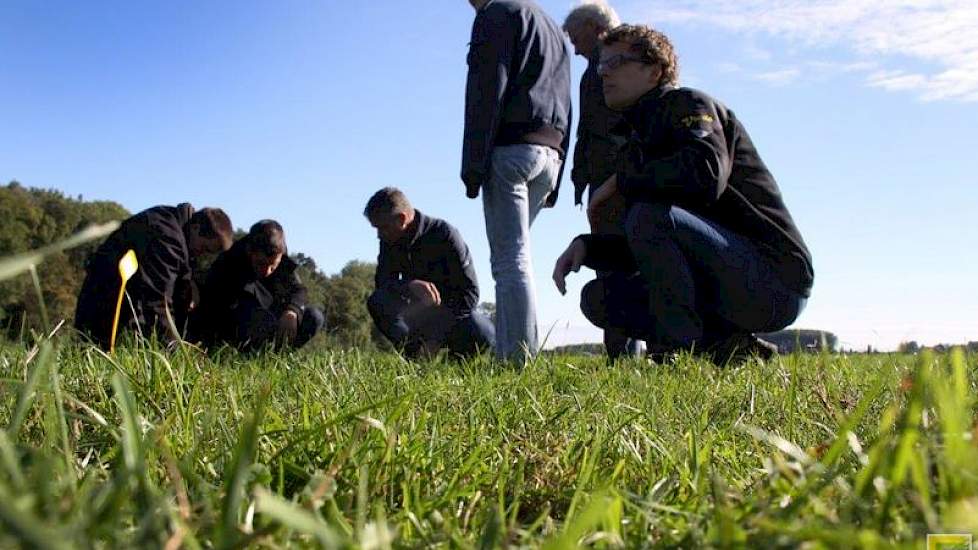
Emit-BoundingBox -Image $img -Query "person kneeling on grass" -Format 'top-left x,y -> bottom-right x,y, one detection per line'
364,187 -> 494,358
552,25 -> 814,364
190,220 -> 323,351
75,203 -> 233,350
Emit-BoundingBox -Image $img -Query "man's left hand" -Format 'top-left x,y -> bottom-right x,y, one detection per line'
276,310 -> 299,344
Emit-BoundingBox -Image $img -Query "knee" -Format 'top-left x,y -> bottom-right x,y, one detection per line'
366,289 -> 386,318
580,279 -> 609,329
625,203 -> 678,240
303,307 -> 325,332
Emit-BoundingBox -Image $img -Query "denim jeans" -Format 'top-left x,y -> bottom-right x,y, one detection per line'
587,181 -> 642,361
581,203 -> 807,352
367,287 -> 495,357
482,144 -> 561,362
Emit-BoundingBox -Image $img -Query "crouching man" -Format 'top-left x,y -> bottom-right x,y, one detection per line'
553,25 -> 814,363
75,203 -> 233,349
190,220 -> 323,351
364,187 -> 494,358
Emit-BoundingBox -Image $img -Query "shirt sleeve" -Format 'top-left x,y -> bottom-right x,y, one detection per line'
577,233 -> 637,273
461,5 -> 516,192
443,227 -> 479,316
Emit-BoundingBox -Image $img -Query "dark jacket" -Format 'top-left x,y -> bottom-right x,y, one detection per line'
74,203 -> 196,348
190,236 -> 307,346
374,210 -> 479,317
571,49 -> 625,205
462,0 -> 572,206
585,86 -> 814,296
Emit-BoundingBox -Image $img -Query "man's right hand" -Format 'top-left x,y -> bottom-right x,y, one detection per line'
552,239 -> 587,296
406,279 -> 441,307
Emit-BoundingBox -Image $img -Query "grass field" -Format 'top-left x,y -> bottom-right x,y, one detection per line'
1,337 -> 976,549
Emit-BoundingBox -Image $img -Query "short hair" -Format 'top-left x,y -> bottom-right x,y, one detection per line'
246,219 -> 286,257
363,187 -> 413,221
601,24 -> 679,87
564,1 -> 620,32
190,207 -> 233,249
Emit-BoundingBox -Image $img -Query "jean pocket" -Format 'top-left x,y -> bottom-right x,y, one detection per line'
492,145 -> 541,184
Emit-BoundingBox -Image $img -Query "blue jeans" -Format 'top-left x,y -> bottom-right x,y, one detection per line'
482,144 -> 561,362
367,287 -> 495,357
587,182 -> 642,361
581,204 -> 807,352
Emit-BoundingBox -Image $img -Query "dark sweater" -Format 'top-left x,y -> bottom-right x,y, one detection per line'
374,211 -> 480,317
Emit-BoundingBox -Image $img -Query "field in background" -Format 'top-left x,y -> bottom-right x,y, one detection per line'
1,341 -> 976,548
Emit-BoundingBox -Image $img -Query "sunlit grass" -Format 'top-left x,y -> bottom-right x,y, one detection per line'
1,338 -> 975,548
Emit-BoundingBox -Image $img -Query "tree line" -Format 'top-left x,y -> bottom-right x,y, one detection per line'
0,181 -> 380,347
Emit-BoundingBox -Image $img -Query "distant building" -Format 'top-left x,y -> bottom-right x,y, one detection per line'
759,329 -> 838,354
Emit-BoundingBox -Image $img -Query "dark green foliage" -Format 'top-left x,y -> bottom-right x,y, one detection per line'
317,260 -> 381,349
0,182 -> 129,336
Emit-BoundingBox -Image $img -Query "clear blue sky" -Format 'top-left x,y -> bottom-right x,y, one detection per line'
2,1 -> 975,350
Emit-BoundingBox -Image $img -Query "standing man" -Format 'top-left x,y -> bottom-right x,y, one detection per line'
75,203 -> 233,349
462,0 -> 572,363
364,187 -> 494,358
553,25 -> 814,363
563,2 -> 641,361
190,220 -> 324,351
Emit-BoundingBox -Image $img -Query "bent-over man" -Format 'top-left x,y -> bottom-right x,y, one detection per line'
563,1 -> 641,360
365,187 -> 494,358
553,25 -> 814,363
190,220 -> 323,351
75,203 -> 233,349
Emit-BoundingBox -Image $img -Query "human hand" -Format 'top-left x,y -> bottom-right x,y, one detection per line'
552,239 -> 586,295
406,279 -> 441,307
276,310 -> 299,344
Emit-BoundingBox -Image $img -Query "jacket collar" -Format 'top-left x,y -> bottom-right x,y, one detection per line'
612,84 -> 676,137
406,209 -> 430,248
178,202 -> 195,244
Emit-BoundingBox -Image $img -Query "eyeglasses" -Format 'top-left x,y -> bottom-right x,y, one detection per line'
597,54 -> 650,73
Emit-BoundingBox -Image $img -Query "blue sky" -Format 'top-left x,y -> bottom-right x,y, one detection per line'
2,0 -> 976,350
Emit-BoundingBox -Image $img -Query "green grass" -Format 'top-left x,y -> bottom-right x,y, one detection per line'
1,337 -> 976,548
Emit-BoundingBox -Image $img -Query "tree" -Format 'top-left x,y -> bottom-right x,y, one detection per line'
898,341 -> 920,354
477,301 -> 496,323
318,260 -> 379,349
0,182 -> 129,337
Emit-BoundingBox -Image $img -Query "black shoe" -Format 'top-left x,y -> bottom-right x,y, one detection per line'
704,333 -> 778,365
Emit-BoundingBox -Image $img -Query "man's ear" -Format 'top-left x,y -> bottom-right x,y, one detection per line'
648,64 -> 664,88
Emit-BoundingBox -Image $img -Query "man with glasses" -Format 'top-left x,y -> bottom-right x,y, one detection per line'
552,25 -> 814,363
562,1 -> 642,362
462,0 -> 571,364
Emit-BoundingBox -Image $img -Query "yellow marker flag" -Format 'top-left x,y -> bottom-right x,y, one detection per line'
109,249 -> 139,354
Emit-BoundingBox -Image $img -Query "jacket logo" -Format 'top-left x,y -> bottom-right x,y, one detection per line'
681,114 -> 714,128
